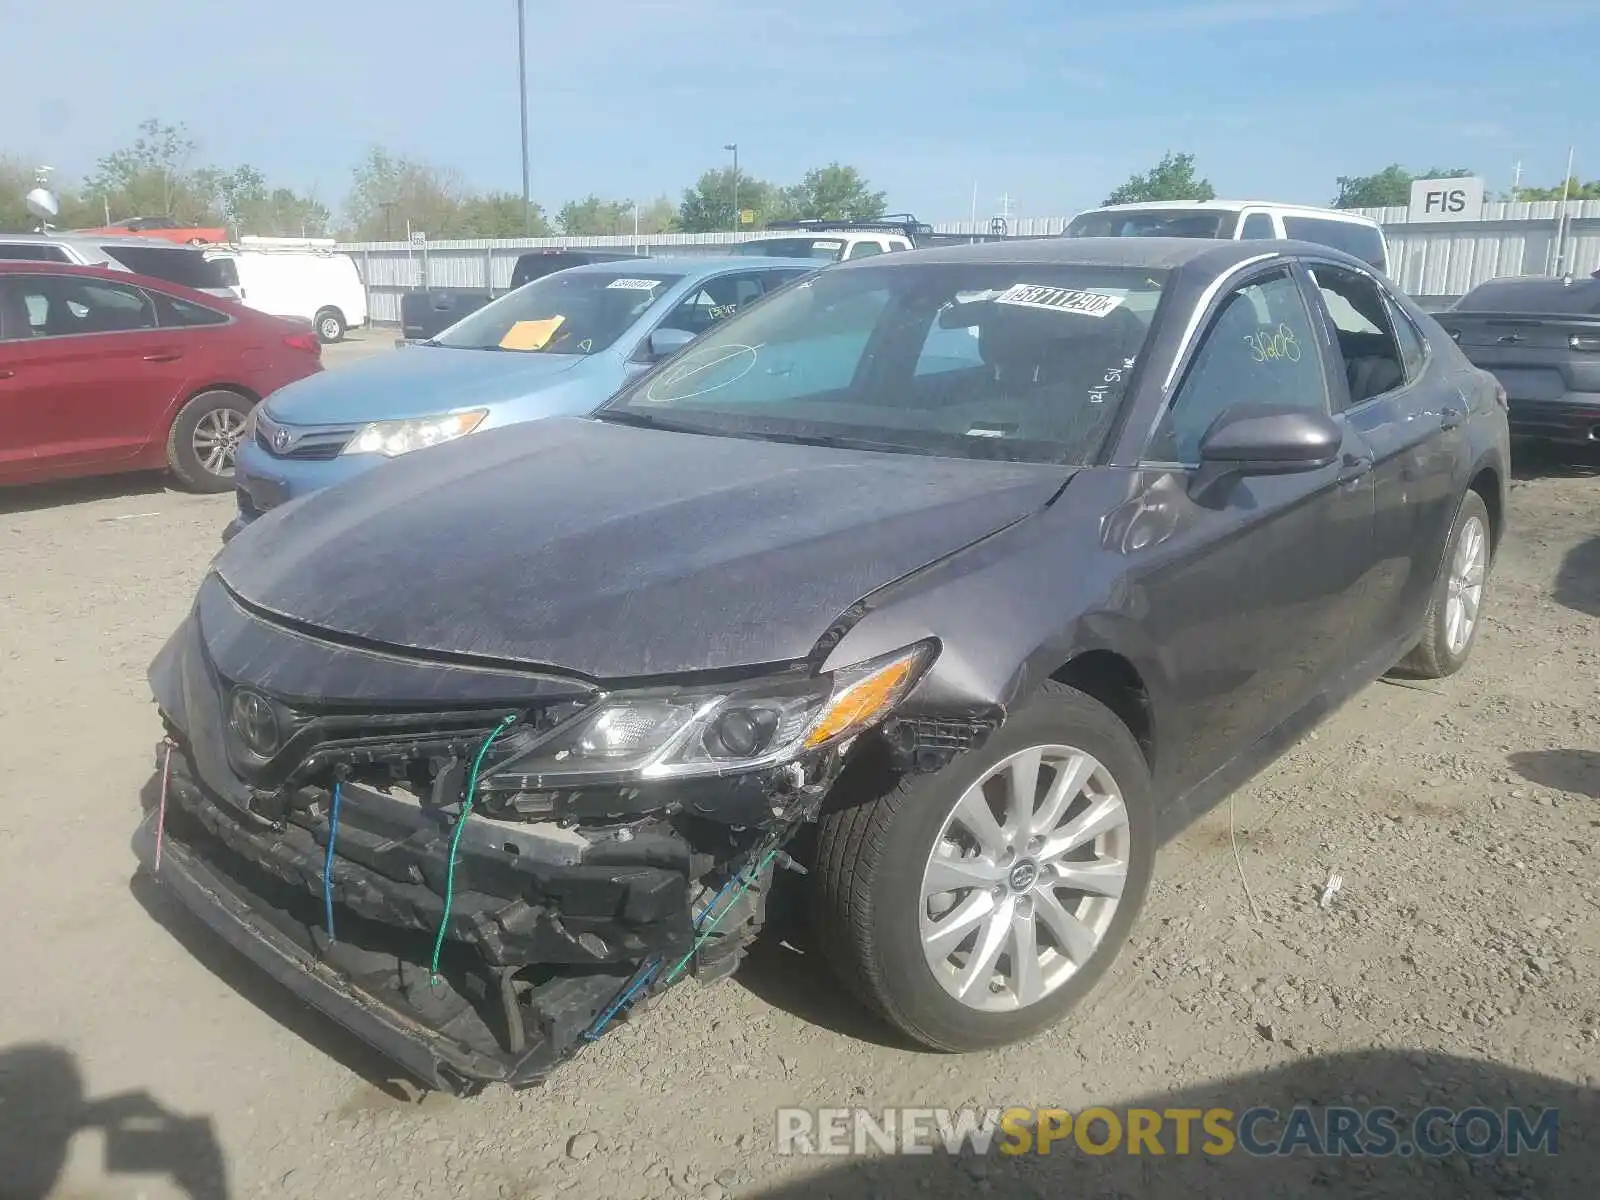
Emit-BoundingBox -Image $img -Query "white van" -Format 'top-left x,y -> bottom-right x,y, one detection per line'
205,242 -> 367,342
1064,201 -> 1391,274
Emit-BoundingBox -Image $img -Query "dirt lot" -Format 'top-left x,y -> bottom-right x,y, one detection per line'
1,339 -> 1595,1199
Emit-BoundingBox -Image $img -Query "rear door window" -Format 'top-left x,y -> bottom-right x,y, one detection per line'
155,292 -> 231,328
1239,213 -> 1276,239
98,244 -> 229,290
1281,217 -> 1386,270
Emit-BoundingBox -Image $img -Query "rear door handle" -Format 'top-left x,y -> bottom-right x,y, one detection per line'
143,351 -> 183,363
1440,405 -> 1465,431
1337,452 -> 1373,485
0,369 -> 14,380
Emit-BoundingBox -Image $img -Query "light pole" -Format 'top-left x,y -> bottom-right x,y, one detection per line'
724,143 -> 739,232
516,0 -> 531,233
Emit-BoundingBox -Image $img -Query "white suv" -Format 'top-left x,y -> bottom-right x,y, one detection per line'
0,233 -> 242,301
1065,200 -> 1390,274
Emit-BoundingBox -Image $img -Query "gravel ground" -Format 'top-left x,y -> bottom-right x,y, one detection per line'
1,339 -> 1595,1199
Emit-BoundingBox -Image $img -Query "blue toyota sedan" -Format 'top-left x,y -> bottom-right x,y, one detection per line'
226,255 -> 819,539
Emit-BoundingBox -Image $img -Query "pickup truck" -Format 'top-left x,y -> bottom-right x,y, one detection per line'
398,249 -> 646,342
732,215 -> 1012,263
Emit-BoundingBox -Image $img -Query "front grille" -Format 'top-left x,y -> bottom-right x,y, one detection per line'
255,415 -> 357,460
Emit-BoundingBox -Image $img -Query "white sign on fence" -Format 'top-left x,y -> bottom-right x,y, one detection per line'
1407,177 -> 1484,223
409,230 -> 427,243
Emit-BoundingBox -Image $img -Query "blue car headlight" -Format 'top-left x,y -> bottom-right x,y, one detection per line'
343,409 -> 489,457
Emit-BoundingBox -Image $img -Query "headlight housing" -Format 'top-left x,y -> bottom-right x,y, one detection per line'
486,641 -> 937,787
343,409 -> 488,457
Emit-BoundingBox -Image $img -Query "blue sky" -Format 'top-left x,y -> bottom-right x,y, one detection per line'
2,0 -> 1593,222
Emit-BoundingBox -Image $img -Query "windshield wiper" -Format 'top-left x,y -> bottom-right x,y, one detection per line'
740,430 -> 941,456
591,409 -> 722,436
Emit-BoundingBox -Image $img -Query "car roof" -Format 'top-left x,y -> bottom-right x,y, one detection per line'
828,235 -> 1382,279
0,231 -> 204,249
1080,200 -> 1381,225
553,255 -> 822,278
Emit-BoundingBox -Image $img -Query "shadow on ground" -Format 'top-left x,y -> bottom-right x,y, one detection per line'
1552,534 -> 1600,619
0,471 -> 172,516
1509,749 -> 1600,800
745,1049 -> 1598,1199
1510,442 -> 1600,481
0,1042 -> 230,1200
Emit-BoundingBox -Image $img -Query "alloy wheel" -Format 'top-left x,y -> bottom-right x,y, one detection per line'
918,744 -> 1130,1013
191,407 -> 247,479
1445,514 -> 1487,655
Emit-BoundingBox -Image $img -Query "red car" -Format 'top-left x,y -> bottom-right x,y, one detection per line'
0,261 -> 323,492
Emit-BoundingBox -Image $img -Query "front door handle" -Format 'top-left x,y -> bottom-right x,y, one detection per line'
0,368 -> 14,380
143,351 -> 183,363
1337,452 -> 1373,486
1440,405 -> 1465,431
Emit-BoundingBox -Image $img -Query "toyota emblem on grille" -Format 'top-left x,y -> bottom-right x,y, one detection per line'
272,426 -> 293,452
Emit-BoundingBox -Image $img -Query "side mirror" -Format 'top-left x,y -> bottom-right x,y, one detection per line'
648,327 -> 696,360
1190,405 -> 1342,501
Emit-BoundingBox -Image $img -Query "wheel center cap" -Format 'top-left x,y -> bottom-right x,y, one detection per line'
1008,860 -> 1039,892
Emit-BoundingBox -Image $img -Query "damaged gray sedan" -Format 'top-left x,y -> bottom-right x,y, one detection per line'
139,237 -> 1508,1091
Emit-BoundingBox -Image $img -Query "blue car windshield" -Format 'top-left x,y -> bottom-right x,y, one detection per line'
434,269 -> 685,354
600,262 -> 1167,465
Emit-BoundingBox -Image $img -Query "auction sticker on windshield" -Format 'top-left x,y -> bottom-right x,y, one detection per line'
500,316 -> 566,350
606,278 -> 665,291
995,285 -> 1124,318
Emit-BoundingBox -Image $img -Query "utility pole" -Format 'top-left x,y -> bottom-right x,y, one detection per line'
517,0 -> 531,233
724,143 -> 739,232
1553,146 -> 1576,276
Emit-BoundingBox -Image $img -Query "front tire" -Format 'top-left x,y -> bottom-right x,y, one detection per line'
1395,489 -> 1492,679
811,682 -> 1154,1052
166,390 -> 252,493
315,308 -> 346,344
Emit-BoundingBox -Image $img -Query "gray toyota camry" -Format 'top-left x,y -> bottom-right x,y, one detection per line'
140,237 -> 1509,1091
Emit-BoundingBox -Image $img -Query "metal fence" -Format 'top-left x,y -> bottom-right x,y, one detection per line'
337,200 -> 1600,325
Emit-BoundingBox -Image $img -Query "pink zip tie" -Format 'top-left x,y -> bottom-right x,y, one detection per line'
154,741 -> 172,874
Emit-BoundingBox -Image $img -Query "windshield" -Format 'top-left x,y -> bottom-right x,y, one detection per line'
434,268 -> 686,353
1066,209 -> 1236,239
734,237 -> 846,261
599,261 -> 1166,464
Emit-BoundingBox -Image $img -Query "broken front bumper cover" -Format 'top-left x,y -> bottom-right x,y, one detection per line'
135,812 -> 515,1091
132,749 -> 740,1091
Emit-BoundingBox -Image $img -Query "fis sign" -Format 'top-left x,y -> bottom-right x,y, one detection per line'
1407,177 -> 1484,223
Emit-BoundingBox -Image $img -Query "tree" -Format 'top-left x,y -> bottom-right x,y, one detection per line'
456,191 -> 552,237
1514,176 -> 1600,202
194,164 -> 330,237
557,194 -> 635,236
342,147 -> 469,240
677,167 -> 780,232
82,119 -> 215,223
634,196 -> 678,235
782,163 -> 886,223
1103,152 -> 1215,206
1332,164 -> 1473,209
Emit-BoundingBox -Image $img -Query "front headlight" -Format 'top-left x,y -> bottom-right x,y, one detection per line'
343,409 -> 488,457
487,641 -> 936,786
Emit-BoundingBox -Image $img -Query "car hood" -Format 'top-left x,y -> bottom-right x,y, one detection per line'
263,346 -> 590,425
213,417 -> 1069,679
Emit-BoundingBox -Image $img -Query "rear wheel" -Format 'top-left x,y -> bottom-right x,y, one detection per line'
1396,489 -> 1492,679
166,390 -> 252,493
811,682 -> 1154,1051
315,308 -> 346,344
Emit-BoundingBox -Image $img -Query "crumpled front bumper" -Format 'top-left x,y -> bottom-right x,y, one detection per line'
134,811 -> 506,1091
135,744 -> 701,1090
